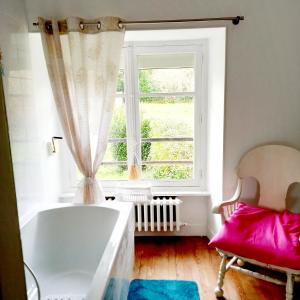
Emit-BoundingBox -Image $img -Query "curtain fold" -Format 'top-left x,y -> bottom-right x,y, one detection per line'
39,16 -> 124,204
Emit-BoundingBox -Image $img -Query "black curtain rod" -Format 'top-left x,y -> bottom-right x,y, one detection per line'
33,16 -> 244,28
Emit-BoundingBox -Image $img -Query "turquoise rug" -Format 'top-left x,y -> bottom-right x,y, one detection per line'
127,279 -> 200,300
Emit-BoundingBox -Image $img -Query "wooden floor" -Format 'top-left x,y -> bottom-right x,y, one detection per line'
133,236 -> 299,300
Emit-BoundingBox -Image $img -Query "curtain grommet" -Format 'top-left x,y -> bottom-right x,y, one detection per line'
79,22 -> 84,30
97,21 -> 101,30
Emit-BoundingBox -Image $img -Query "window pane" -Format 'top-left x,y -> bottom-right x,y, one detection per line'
102,143 -> 127,162
139,69 -> 194,93
140,95 -> 194,180
117,69 -> 125,93
99,97 -> 128,180
140,96 -> 194,138
138,53 -> 195,93
97,164 -> 128,180
109,97 -> 127,138
99,141 -> 128,180
141,141 -> 193,162
142,164 -> 193,180
138,53 -> 195,69
117,49 -> 125,93
108,97 -> 127,161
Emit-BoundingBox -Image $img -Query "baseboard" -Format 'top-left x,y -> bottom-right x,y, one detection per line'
134,224 -> 206,237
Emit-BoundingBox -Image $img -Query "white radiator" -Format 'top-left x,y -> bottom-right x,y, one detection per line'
115,184 -> 183,232
134,197 -> 183,232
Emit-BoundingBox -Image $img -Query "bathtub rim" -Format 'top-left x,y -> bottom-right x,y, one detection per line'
20,201 -> 134,300
87,201 -> 134,300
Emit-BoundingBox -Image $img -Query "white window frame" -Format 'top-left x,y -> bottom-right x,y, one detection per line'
64,39 -> 208,190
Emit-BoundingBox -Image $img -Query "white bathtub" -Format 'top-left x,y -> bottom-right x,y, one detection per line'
21,201 -> 134,300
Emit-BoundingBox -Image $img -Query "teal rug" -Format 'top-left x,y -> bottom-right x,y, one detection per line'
127,279 -> 200,300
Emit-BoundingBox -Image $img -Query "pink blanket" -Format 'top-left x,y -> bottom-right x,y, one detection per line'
209,202 -> 300,270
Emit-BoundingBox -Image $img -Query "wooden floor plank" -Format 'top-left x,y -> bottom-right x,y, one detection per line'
133,236 -> 299,300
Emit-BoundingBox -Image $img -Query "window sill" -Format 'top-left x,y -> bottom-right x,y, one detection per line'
153,189 -> 209,197
106,186 -> 209,197
59,187 -> 209,202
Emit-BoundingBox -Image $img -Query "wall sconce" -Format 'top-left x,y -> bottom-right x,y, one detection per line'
48,136 -> 63,154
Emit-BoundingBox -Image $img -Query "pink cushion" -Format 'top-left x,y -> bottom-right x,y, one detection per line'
209,202 -> 300,270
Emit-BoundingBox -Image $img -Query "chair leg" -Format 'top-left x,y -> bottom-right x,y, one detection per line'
215,254 -> 227,298
286,273 -> 294,300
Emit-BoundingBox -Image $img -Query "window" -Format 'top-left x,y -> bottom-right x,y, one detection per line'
97,57 -> 128,180
98,40 -> 207,187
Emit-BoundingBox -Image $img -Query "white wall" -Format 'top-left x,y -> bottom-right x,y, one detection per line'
23,0 -> 300,234
206,29 -> 226,238
0,0 -> 62,220
0,0 -> 43,219
29,33 -> 63,204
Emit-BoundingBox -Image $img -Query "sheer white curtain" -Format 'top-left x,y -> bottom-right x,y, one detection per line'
39,17 -> 124,204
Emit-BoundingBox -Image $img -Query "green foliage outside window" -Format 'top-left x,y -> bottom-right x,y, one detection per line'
149,164 -> 193,180
117,70 -> 124,93
110,111 -> 151,170
109,68 -> 194,180
139,69 -> 155,94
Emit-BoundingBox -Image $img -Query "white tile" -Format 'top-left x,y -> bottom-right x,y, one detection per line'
1,0 -> 48,219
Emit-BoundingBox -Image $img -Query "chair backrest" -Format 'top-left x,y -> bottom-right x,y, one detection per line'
237,145 -> 300,211
239,176 -> 260,206
286,182 -> 300,213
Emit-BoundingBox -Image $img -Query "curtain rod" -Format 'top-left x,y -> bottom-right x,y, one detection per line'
32,16 -> 244,28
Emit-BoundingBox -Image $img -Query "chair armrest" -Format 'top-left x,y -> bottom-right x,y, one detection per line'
212,198 -> 239,214
212,178 -> 242,223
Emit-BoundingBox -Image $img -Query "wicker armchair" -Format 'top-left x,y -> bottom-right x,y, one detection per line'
211,145 -> 300,300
